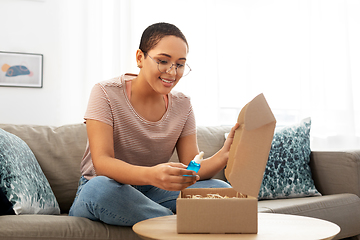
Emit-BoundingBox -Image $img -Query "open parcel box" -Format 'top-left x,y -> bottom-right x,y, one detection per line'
177,93 -> 276,234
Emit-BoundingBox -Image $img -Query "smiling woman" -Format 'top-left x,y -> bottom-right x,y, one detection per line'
134,34 -> 188,96
68,22 -> 237,227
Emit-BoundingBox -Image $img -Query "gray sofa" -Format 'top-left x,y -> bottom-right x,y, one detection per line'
0,123 -> 359,240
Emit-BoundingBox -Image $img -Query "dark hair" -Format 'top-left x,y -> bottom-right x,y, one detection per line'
139,22 -> 189,54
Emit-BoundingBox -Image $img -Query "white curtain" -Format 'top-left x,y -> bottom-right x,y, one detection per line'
59,0 -> 360,151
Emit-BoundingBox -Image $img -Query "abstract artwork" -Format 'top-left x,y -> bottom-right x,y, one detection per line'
0,51 -> 43,88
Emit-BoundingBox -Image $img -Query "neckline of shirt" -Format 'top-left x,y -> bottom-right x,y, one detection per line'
121,74 -> 171,125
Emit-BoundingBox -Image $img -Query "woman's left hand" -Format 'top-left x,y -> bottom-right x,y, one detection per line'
221,123 -> 240,159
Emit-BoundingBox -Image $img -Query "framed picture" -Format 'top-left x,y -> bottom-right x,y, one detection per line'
0,51 -> 43,88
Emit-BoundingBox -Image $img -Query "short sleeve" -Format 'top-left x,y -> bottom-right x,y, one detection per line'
84,84 -> 114,127
179,105 -> 196,138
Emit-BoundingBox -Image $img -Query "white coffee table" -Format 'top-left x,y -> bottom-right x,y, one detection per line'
133,213 -> 340,240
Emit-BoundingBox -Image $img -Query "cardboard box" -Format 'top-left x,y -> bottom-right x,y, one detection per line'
177,93 -> 276,234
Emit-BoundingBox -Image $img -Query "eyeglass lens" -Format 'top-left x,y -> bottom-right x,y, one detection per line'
157,62 -> 191,76
145,53 -> 191,76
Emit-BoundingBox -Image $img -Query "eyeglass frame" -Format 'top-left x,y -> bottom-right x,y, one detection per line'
143,52 -> 192,77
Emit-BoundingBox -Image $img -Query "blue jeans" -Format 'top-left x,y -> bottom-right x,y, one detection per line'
69,175 -> 231,226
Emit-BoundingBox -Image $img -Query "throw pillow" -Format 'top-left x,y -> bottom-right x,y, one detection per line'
258,118 -> 321,199
0,128 -> 60,214
0,187 -> 15,215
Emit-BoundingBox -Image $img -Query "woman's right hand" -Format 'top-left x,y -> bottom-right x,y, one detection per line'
148,162 -> 199,191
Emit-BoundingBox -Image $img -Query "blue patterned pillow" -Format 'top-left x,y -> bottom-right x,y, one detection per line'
258,118 -> 321,199
0,128 -> 60,214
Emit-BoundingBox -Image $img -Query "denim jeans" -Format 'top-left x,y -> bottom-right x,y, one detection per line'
69,175 -> 231,226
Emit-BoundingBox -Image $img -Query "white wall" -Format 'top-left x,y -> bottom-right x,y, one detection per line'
0,0 -> 83,126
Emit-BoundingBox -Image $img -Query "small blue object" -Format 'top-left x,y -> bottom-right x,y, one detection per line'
184,152 -> 203,176
184,161 -> 200,177
186,160 -> 201,173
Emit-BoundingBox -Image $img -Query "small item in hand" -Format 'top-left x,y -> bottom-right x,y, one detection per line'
185,152 -> 204,176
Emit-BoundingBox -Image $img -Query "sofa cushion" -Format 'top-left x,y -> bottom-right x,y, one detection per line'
0,124 -> 87,213
258,118 -> 321,199
0,215 -> 142,240
0,128 -> 60,214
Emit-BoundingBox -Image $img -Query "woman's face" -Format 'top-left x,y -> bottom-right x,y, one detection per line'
140,35 -> 188,95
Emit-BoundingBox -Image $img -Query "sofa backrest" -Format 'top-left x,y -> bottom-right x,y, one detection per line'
0,123 -> 87,213
0,123 -> 231,213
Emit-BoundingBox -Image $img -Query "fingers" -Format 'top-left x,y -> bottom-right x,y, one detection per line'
165,162 -> 199,178
152,163 -> 199,191
172,175 -> 198,190
227,122 -> 240,139
167,166 -> 199,182
158,175 -> 198,191
167,162 -> 188,169
221,122 -> 241,155
169,175 -> 198,185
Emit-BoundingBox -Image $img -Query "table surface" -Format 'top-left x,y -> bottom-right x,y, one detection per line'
133,213 -> 340,240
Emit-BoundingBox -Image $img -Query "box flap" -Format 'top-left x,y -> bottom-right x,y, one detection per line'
225,93 -> 276,197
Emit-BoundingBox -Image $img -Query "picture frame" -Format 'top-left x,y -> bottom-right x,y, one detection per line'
0,51 -> 43,88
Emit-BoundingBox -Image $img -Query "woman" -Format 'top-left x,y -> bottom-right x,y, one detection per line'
69,22 -> 238,226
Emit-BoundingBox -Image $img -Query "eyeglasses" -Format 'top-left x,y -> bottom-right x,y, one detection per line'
144,53 -> 191,77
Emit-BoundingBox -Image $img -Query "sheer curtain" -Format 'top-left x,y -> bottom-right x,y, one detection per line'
59,0 -> 360,151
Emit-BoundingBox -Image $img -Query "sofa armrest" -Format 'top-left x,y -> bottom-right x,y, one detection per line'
310,150 -> 360,197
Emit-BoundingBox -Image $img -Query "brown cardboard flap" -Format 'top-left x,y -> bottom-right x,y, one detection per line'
225,93 -> 276,197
